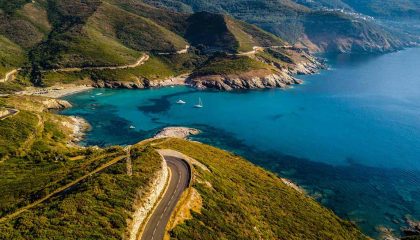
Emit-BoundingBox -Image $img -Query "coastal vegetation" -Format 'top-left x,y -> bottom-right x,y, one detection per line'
0,144 -> 162,239
0,95 -> 162,238
40,53 -> 206,86
0,94 -> 369,239
192,55 -> 271,76
151,138 -> 368,240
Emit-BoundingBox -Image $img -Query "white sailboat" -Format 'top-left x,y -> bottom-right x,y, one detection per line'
129,125 -> 136,129
194,97 -> 203,108
176,99 -> 186,104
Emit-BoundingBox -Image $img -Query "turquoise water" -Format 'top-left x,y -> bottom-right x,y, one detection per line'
63,48 -> 420,237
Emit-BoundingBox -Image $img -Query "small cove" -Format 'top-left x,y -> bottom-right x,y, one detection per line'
62,48 -> 420,237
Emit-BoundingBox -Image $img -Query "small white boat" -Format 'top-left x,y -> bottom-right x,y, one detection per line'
176,100 -> 186,104
194,97 -> 203,108
96,93 -> 103,96
129,125 -> 136,129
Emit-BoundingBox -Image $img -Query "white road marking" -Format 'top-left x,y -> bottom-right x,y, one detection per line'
143,157 -> 190,240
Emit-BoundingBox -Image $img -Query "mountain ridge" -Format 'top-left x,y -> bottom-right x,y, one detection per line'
0,0 -> 323,93
144,0 -> 418,53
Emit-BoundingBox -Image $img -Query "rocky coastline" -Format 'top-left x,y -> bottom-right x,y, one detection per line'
65,116 -> 90,144
92,74 -> 188,89
89,60 -> 321,91
41,98 -> 73,109
188,70 -> 303,91
154,127 -> 200,139
88,54 -> 324,91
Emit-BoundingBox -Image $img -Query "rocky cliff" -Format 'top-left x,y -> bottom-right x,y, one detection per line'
188,70 -> 302,91
91,48 -> 323,91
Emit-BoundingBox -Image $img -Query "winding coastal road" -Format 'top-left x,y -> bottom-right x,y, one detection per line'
0,69 -> 19,83
42,54 -> 150,73
140,155 -> 191,240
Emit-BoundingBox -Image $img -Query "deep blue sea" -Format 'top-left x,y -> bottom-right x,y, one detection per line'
63,48 -> 420,238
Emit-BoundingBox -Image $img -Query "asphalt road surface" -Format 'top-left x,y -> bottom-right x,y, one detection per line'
140,155 -> 191,240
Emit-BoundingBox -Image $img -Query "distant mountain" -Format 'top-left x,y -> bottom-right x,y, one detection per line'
296,0 -> 420,19
145,0 -> 418,53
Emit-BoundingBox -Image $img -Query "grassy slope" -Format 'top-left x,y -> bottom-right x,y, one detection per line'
41,53 -> 206,86
0,96 -> 106,216
184,12 -> 284,53
98,2 -> 188,53
147,0 -> 413,52
192,55 -> 272,76
32,1 -> 188,69
0,145 -> 161,239
0,4 -> 47,50
0,96 -> 162,238
1,0 -> 304,88
15,1 -> 51,35
153,138 -> 368,240
184,12 -> 239,52
144,0 -> 310,43
0,36 -> 26,71
0,95 -> 368,238
89,56 -> 181,83
225,16 -> 286,52
0,1 -> 48,71
108,0 -> 189,36
31,1 -> 140,69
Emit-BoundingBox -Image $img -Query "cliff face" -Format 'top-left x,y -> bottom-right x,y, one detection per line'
187,47 -> 323,91
188,70 -> 301,91
302,11 -> 413,53
92,75 -> 188,89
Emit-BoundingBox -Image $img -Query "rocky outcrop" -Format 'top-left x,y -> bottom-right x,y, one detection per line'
0,108 -> 9,118
61,116 -> 90,144
41,99 -> 72,109
92,75 -> 188,89
187,48 -> 324,91
188,69 -> 303,91
154,127 -> 200,139
402,217 -> 420,238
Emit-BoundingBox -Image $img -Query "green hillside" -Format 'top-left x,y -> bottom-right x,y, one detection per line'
0,0 -> 299,90
0,1 -> 49,49
0,36 -> 26,72
0,95 -> 368,238
0,95 -> 162,239
151,138 -> 368,240
192,55 -> 271,76
145,0 -> 416,53
184,12 -> 285,52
